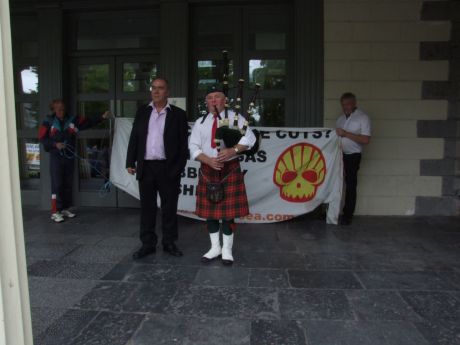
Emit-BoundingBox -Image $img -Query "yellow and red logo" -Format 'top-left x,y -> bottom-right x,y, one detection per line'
273,143 -> 326,202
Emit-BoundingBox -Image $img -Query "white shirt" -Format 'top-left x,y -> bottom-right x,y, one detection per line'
336,108 -> 371,154
189,110 -> 256,161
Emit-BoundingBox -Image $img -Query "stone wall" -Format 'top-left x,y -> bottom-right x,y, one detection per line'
323,0 -> 458,215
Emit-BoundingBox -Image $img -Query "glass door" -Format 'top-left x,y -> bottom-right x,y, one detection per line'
116,56 -> 158,207
190,4 -> 292,125
71,57 -> 115,207
71,55 -> 157,207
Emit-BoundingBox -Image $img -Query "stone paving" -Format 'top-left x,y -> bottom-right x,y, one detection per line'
23,207 -> 460,345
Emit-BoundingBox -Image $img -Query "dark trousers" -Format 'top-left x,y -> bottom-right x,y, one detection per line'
343,153 -> 361,220
50,154 -> 74,212
138,160 -> 180,247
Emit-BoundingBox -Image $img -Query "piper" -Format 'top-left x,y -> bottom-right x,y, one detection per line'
189,85 -> 256,265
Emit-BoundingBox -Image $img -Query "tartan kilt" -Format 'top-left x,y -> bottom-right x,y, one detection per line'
195,159 -> 249,220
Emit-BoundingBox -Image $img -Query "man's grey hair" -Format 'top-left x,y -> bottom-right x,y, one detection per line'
340,92 -> 356,102
151,77 -> 170,90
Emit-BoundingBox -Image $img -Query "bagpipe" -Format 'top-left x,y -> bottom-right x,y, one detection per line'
211,50 -> 262,156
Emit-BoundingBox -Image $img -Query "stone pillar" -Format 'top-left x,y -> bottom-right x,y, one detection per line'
160,0 -> 189,97
0,0 -> 33,343
293,0 -> 324,126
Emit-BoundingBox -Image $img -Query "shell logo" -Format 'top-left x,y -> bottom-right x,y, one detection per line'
273,143 -> 326,202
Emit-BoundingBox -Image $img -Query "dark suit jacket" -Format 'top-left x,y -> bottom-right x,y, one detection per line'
126,103 -> 188,181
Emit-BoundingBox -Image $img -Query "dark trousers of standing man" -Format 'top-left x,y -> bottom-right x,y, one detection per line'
342,153 -> 361,220
138,160 -> 180,248
50,154 -> 74,211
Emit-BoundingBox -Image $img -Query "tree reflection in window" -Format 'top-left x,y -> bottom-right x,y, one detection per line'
78,64 -> 109,93
197,59 -> 234,90
77,101 -> 110,130
249,60 -> 286,90
256,98 -> 285,127
123,63 -> 157,92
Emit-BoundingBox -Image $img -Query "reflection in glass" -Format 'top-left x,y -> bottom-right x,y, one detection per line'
78,138 -> 110,191
249,59 -> 286,90
253,98 -> 285,127
18,138 -> 40,189
78,64 -> 109,93
122,100 -> 145,117
17,102 -> 39,129
197,59 -> 234,91
20,66 -> 39,94
77,101 -> 110,129
123,63 -> 157,92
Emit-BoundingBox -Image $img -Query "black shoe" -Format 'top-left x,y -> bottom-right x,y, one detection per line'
163,243 -> 183,257
132,246 -> 156,260
222,259 -> 233,266
201,255 -> 221,263
339,217 -> 352,226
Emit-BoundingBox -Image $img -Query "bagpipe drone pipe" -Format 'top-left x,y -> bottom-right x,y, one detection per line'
213,50 -> 262,156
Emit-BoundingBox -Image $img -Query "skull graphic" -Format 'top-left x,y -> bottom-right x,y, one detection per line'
273,143 -> 326,202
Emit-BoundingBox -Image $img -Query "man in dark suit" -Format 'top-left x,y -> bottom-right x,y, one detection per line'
126,78 -> 188,259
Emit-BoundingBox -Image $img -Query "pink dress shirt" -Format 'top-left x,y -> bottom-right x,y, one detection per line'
144,102 -> 170,160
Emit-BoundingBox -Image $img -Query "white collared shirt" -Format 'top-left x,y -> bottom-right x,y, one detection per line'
189,110 -> 256,161
336,108 -> 371,154
144,101 -> 170,160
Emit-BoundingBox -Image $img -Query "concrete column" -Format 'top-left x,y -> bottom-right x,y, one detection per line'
160,0 -> 188,97
0,0 -> 33,343
293,0 -> 324,127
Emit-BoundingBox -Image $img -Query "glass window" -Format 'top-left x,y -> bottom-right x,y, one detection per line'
76,12 -> 160,51
197,59 -> 234,91
78,64 -> 110,93
77,138 -> 110,191
256,98 -> 285,127
196,34 -> 234,50
11,16 -> 39,58
249,59 -> 286,90
18,138 -> 40,189
77,101 -> 110,129
191,5 -> 291,126
252,33 -> 286,50
20,66 -> 39,94
196,97 -> 210,118
121,100 -> 145,117
123,62 -> 157,92
16,102 -> 39,129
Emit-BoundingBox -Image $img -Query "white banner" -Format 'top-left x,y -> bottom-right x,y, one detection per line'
110,118 -> 343,224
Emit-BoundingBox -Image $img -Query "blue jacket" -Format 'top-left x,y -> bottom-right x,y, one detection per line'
38,113 -> 102,155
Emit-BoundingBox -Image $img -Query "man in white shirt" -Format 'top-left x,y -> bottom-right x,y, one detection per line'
336,92 -> 371,225
189,85 -> 256,265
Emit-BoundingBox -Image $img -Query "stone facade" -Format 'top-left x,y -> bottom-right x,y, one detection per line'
324,0 -> 459,215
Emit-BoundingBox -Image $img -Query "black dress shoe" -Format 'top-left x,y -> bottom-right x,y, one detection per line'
132,246 -> 156,260
163,243 -> 183,257
201,254 -> 221,263
221,259 -> 233,266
